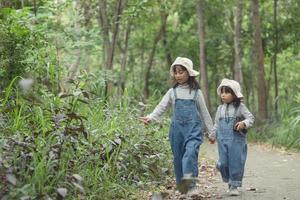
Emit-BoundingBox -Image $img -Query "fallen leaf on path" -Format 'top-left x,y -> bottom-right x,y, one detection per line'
247,186 -> 257,191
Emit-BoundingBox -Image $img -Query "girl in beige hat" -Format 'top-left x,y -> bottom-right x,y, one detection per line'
140,57 -> 214,194
212,78 -> 255,196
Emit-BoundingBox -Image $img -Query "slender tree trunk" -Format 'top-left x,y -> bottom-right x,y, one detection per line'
59,0 -> 83,96
68,0 -> 82,80
161,13 -> 172,67
98,0 -> 110,69
33,0 -> 37,16
273,0 -> 279,119
98,0 -> 127,97
78,0 -> 93,74
140,34 -> 145,90
233,0 -> 244,85
56,0 -> 65,95
119,22 -> 131,94
196,0 -> 210,110
143,12 -> 167,98
0,0 -> 17,8
251,0 -> 268,122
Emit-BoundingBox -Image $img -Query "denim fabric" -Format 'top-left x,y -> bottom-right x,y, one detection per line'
216,117 -> 247,187
169,89 -> 203,186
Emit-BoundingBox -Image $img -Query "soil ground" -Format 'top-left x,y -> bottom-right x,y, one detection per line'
200,141 -> 300,200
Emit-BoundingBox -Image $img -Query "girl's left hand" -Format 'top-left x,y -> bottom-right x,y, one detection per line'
234,121 -> 246,131
139,116 -> 151,125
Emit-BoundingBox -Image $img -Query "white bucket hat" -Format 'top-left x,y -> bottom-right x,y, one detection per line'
170,57 -> 199,77
217,78 -> 243,98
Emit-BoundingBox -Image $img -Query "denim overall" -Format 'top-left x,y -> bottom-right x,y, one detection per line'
169,88 -> 203,186
216,105 -> 247,187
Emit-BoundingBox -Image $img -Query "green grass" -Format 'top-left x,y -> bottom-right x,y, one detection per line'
0,82 -> 172,199
247,104 -> 300,151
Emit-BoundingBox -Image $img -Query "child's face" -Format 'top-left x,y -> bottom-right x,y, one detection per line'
173,65 -> 189,85
220,90 -> 234,103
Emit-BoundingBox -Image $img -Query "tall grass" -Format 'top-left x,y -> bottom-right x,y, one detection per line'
0,78 -> 172,199
248,100 -> 300,150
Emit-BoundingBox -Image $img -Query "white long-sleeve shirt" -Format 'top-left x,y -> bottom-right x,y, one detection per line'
212,103 -> 255,138
147,85 -> 214,136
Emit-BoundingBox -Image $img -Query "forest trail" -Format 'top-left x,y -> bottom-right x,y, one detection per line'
200,141 -> 300,200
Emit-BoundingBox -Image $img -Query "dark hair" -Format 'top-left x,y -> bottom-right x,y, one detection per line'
172,65 -> 200,93
220,86 -> 241,107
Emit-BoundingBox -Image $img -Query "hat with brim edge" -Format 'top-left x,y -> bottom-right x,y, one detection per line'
217,78 -> 243,98
170,57 -> 199,77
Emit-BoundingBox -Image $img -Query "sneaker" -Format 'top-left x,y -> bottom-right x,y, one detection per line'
228,184 -> 231,189
226,184 -> 231,192
187,186 -> 199,195
229,186 -> 240,196
215,161 -> 221,172
177,174 -> 193,194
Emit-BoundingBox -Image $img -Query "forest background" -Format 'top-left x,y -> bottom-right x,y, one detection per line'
0,0 -> 300,199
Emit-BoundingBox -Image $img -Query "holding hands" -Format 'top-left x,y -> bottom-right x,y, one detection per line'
208,137 -> 216,144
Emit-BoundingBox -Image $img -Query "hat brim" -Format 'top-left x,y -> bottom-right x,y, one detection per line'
217,84 -> 243,98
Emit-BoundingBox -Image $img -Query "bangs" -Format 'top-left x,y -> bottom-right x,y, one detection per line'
220,86 -> 234,95
173,65 -> 187,72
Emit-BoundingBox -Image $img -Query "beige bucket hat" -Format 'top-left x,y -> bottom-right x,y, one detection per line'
217,78 -> 243,98
170,57 -> 199,77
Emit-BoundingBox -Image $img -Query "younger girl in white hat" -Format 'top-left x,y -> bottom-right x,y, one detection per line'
140,57 -> 214,194
211,78 -> 255,196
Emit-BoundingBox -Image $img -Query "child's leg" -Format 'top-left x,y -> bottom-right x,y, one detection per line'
217,139 -> 230,183
182,126 -> 202,187
182,138 -> 201,187
169,128 -> 185,185
228,137 -> 247,187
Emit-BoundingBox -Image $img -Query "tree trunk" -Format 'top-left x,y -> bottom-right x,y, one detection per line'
273,0 -> 279,119
98,0 -> 127,97
161,12 -> 172,67
251,0 -> 268,122
33,0 -> 37,16
98,0 -> 110,68
143,12 -> 167,98
196,0 -> 210,110
233,0 -> 244,85
119,22 -> 131,94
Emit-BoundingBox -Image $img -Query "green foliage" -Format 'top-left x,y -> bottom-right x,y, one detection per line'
0,76 -> 172,199
0,8 -> 31,90
0,7 -> 58,95
1,0 -> 300,198
248,96 -> 300,150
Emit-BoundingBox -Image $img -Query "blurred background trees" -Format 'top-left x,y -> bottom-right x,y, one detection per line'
1,0 -> 300,198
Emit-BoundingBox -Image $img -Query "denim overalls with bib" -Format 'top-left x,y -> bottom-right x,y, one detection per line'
216,105 -> 247,187
169,88 -> 203,186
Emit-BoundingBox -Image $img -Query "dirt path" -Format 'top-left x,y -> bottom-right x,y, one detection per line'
200,141 -> 300,200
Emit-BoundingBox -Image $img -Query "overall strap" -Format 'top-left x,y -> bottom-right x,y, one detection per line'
192,89 -> 198,100
234,104 -> 241,118
173,88 -> 178,99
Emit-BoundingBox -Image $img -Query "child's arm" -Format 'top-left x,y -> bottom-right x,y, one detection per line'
197,90 -> 215,139
140,89 -> 172,124
240,103 -> 255,129
210,106 -> 221,143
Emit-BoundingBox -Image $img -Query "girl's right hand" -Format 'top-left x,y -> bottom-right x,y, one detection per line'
139,117 -> 151,125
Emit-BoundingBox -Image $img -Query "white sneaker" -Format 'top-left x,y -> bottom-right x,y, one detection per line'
229,187 -> 240,196
187,187 -> 199,195
177,174 -> 194,194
